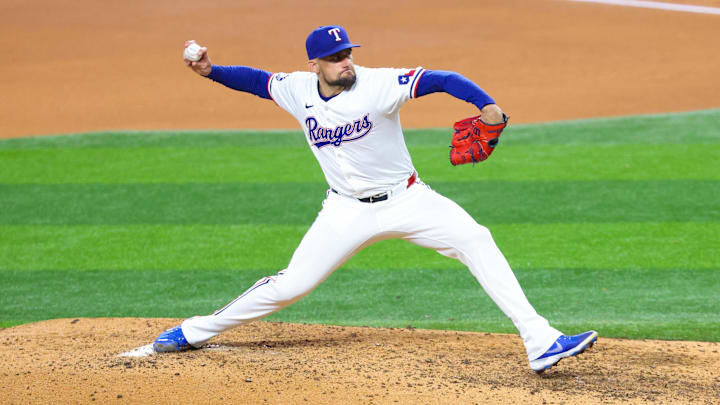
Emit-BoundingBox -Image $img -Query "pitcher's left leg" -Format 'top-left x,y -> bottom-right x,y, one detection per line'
380,184 -> 561,360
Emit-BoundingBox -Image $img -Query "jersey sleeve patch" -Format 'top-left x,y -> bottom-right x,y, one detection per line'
268,72 -> 297,108
397,69 -> 416,85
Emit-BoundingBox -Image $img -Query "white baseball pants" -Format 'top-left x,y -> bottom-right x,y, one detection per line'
182,180 -> 561,360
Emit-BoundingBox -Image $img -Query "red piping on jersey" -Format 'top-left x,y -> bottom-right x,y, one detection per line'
407,171 -> 417,188
412,69 -> 427,99
266,73 -> 278,106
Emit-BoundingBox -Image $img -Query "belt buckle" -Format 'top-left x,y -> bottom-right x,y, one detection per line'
368,192 -> 387,203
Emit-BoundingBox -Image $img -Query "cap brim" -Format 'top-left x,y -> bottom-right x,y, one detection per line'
314,44 -> 361,59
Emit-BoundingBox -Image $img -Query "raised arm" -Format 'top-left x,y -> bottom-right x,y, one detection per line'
182,40 -> 272,100
415,70 -> 504,124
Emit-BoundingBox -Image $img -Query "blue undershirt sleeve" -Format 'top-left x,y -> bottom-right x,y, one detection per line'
206,65 -> 272,100
415,70 -> 494,110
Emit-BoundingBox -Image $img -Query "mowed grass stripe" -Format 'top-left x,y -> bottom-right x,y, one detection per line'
0,108 -> 718,150
2,223 -> 717,271
503,108 -> 720,146
0,130 -> 312,150
1,180 -> 717,225
1,267 -> 718,341
1,144 -> 718,183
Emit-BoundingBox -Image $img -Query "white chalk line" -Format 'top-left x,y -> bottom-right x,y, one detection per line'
572,0 -> 720,15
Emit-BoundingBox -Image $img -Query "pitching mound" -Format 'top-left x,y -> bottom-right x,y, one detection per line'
1,319 -> 718,404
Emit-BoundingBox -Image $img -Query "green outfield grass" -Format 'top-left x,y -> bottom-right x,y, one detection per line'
1,109 -> 719,341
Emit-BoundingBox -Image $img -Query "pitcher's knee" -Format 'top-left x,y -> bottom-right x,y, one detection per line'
466,224 -> 493,243
477,224 -> 494,239
456,224 -> 496,252
446,224 -> 494,253
272,278 -> 316,305
241,271 -> 310,306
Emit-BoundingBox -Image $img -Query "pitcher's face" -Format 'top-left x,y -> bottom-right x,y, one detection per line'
313,48 -> 356,90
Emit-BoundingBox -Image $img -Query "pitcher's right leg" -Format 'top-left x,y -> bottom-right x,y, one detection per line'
177,192 -> 381,347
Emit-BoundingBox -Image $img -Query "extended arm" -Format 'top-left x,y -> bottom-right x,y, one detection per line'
206,66 -> 272,100
416,70 -> 504,124
182,40 -> 272,100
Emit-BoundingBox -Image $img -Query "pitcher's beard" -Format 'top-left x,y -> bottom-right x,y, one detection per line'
328,71 -> 356,90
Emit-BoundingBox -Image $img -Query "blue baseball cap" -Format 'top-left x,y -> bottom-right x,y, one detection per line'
306,25 -> 360,60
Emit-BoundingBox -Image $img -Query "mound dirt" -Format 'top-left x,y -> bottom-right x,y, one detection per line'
1,318 -> 719,404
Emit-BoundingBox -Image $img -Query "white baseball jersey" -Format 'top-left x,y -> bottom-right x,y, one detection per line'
267,66 -> 425,198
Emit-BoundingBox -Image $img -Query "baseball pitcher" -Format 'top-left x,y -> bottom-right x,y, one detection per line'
153,26 -> 597,373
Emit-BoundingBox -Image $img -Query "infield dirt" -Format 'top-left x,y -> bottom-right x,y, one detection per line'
3,0 -> 720,138
2,0 -> 720,404
2,319 -> 720,404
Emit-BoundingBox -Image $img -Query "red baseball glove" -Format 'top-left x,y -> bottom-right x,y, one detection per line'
449,113 -> 509,166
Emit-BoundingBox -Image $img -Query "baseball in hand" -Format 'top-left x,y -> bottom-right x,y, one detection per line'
184,43 -> 203,62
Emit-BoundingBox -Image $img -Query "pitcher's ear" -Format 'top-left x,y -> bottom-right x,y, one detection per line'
308,59 -> 319,73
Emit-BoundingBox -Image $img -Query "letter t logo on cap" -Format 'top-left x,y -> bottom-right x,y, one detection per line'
328,28 -> 342,41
